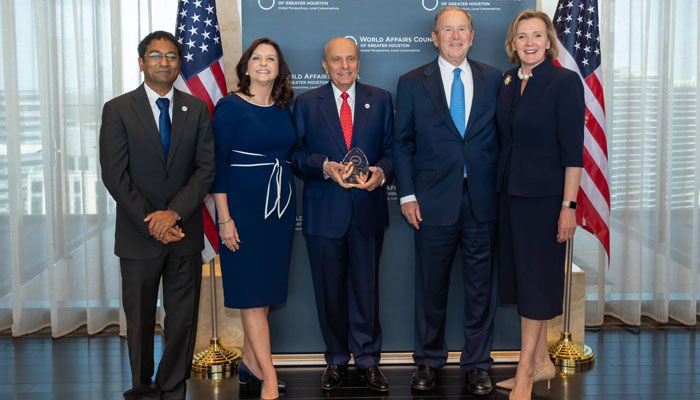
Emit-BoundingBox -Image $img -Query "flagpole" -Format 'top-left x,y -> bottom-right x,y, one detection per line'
191,259 -> 241,379
548,238 -> 595,371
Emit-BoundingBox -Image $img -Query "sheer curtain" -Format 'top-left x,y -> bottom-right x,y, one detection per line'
2,0 -> 699,337
542,0 -> 700,326
0,0 -> 176,337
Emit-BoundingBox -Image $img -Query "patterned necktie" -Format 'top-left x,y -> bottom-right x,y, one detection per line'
156,97 -> 171,159
450,67 -> 465,138
340,92 -> 353,150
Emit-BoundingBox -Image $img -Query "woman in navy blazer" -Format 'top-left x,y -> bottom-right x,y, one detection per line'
494,11 -> 584,400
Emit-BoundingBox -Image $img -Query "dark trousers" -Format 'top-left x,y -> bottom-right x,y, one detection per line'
413,180 -> 497,371
304,213 -> 384,369
120,249 -> 202,400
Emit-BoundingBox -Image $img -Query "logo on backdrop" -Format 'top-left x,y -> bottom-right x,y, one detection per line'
258,0 -> 275,10
345,36 -> 358,45
422,0 -> 439,11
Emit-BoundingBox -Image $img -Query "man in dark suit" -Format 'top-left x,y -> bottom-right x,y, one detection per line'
392,7 -> 500,395
290,37 -> 393,393
99,31 -> 215,400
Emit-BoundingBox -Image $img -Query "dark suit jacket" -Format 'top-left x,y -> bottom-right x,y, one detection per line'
393,58 -> 501,226
290,82 -> 394,239
99,84 -> 216,259
495,59 -> 584,197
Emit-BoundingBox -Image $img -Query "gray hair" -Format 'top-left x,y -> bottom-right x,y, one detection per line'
433,6 -> 473,33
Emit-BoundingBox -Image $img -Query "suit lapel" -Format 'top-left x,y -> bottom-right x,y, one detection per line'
465,58 -> 484,139
167,90 -> 189,171
351,83 -> 371,149
131,84 -> 166,166
422,60 -> 462,139
317,83 -> 349,153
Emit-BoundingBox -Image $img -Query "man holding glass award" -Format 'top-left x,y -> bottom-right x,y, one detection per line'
290,37 -> 394,393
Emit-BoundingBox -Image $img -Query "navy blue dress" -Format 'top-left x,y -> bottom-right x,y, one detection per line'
495,59 -> 585,320
211,94 -> 296,309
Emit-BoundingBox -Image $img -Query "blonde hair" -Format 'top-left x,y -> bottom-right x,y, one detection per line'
504,10 -> 558,64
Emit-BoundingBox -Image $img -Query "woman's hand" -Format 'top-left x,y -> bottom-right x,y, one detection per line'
219,219 -> 241,251
557,207 -> 577,243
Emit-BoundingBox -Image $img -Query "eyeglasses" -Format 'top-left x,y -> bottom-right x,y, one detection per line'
146,52 -> 179,62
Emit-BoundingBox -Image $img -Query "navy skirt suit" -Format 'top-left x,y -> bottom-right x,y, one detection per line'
495,59 -> 584,320
211,94 -> 296,309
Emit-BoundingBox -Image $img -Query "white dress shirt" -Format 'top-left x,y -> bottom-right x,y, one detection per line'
399,56 -> 473,206
144,83 -> 174,130
331,82 -> 356,123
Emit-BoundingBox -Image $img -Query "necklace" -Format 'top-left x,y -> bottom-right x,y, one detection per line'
517,67 -> 533,81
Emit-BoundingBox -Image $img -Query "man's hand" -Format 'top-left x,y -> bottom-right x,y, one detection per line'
159,226 -> 185,244
354,166 -> 385,192
323,161 -> 354,189
144,210 -> 179,241
401,200 -> 422,230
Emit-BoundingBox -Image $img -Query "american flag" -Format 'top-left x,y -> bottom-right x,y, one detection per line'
553,0 -> 610,257
173,0 -> 226,263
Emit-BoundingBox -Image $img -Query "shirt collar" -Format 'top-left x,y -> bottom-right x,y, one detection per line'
437,56 -> 470,75
331,82 -> 356,101
144,83 -> 174,108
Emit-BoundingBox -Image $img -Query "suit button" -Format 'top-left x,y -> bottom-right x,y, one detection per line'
165,174 -> 170,180
462,140 -> 468,145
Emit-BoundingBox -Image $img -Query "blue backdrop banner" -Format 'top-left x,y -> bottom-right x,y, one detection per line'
241,0 -> 536,355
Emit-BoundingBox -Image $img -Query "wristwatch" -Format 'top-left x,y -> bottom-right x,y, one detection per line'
562,200 -> 577,210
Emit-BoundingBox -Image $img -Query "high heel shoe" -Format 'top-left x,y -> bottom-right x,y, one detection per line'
496,361 -> 556,390
239,360 -> 287,390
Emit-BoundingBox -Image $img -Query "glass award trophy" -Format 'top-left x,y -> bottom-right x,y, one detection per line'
341,147 -> 370,184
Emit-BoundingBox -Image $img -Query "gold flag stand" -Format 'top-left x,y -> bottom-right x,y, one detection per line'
548,238 -> 595,371
192,259 -> 242,379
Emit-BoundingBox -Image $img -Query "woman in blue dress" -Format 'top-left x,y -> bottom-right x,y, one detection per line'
211,38 -> 295,400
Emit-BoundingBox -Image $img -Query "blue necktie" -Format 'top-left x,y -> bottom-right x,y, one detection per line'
156,97 -> 171,160
450,68 -> 467,176
450,67 -> 465,137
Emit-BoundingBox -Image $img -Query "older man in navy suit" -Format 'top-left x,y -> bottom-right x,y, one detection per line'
290,37 -> 393,393
393,7 -> 500,395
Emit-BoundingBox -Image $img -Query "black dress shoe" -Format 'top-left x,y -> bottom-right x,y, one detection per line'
123,381 -> 160,399
410,365 -> 437,391
321,364 -> 346,391
360,366 -> 389,392
239,360 -> 287,391
466,368 -> 492,395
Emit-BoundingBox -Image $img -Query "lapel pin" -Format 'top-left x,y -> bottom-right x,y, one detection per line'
182,106 -> 188,111
504,75 -> 512,86
364,103 -> 370,109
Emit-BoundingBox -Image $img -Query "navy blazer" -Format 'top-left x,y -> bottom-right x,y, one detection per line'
393,58 -> 501,225
290,82 -> 394,239
495,59 -> 584,197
